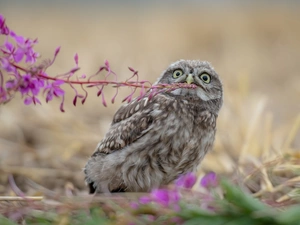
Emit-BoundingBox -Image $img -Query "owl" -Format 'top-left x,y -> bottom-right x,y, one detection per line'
84,60 -> 223,193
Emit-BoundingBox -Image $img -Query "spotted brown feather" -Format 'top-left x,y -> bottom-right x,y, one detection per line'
91,97 -> 153,155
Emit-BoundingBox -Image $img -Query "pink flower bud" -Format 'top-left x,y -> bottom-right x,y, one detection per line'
60,101 -> 65,112
104,60 -> 110,69
74,53 -> 78,66
73,96 -> 78,106
54,46 -> 61,56
128,67 -> 136,72
101,93 -> 107,107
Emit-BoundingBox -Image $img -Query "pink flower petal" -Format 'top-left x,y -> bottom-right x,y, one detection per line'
11,32 -> 25,45
54,88 -> 64,96
5,80 -> 17,89
46,91 -> 53,102
175,172 -> 197,189
4,41 -> 14,52
200,172 -> 218,188
14,48 -> 24,63
74,53 -> 78,65
151,189 -> 170,207
32,96 -> 41,105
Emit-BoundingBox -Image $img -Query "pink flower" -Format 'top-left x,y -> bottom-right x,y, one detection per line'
24,96 -> 41,105
1,40 -> 24,63
1,41 -> 15,61
0,13 -> 156,112
200,172 -> 218,188
10,31 -> 39,64
44,80 -> 65,102
19,75 -> 44,96
5,79 -> 18,90
175,172 -> 197,189
151,188 -> 180,207
0,58 -> 16,73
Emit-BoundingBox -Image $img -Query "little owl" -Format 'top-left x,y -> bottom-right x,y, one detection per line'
84,60 -> 223,193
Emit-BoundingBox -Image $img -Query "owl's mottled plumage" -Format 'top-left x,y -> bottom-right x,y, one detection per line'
84,60 -> 223,193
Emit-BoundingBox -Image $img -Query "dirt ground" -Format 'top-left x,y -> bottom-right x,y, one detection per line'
0,3 -> 299,196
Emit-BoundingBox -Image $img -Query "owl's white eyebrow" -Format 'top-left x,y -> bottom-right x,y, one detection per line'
198,69 -> 211,75
170,67 -> 184,72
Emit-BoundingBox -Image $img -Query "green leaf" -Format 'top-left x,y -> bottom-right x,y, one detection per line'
178,204 -> 215,219
0,216 -> 18,225
72,210 -> 109,225
221,179 -> 268,213
183,216 -> 228,225
276,205 -> 300,225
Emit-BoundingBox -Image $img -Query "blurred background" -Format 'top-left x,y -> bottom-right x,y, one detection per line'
0,1 -> 299,195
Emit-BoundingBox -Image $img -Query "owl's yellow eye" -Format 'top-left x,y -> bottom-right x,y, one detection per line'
172,69 -> 184,78
200,73 -> 211,83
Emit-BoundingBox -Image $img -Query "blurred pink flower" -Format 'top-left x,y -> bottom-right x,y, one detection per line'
19,74 -> 44,96
200,172 -> 218,188
24,96 -> 41,105
10,31 -> 39,63
175,172 -> 197,189
151,188 -> 180,207
0,58 -> 16,73
44,80 -> 65,102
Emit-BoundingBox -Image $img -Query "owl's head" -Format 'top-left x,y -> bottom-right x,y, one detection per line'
155,60 -> 223,110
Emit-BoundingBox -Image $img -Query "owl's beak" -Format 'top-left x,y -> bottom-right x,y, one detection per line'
186,74 -> 194,84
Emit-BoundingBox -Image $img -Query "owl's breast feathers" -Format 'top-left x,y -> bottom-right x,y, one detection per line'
149,93 -> 217,167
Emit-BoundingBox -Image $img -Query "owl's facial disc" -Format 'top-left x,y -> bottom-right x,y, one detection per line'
170,71 -> 219,101
155,60 -> 222,103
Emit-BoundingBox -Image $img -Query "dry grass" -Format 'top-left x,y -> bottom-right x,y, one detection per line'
0,2 -> 299,204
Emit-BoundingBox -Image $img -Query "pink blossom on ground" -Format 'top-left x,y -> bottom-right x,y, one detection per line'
200,172 -> 218,188
175,172 -> 197,189
151,188 -> 180,207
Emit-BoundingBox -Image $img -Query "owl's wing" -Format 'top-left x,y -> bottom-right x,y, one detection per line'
91,96 -> 157,156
